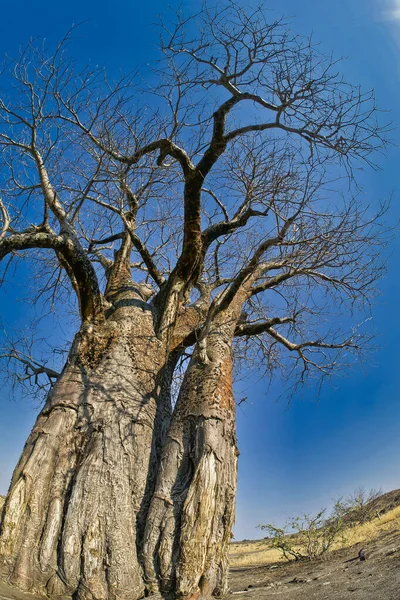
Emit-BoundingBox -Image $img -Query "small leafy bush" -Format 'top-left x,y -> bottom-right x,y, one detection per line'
259,500 -> 349,561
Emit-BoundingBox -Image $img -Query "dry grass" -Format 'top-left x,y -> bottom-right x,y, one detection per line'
337,505 -> 400,549
229,506 -> 400,569
229,539 -> 284,568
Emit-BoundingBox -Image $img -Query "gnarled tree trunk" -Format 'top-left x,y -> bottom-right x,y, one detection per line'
1,273 -> 245,600
0,285 -> 173,600
142,316 -> 239,600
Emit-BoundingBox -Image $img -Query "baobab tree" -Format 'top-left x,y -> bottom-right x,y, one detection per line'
0,2 -> 388,599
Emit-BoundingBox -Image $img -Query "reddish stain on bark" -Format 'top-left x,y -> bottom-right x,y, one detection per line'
217,356 -> 234,411
182,593 -> 200,600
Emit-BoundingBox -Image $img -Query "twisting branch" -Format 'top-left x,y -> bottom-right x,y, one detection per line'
88,233 -> 124,252
58,103 -> 196,177
201,188 -> 229,222
214,209 -> 300,315
126,226 -> 166,288
0,328 -> 66,403
0,349 -> 60,384
0,230 -> 104,322
119,178 -> 166,288
202,206 -> 269,248
266,326 -> 355,353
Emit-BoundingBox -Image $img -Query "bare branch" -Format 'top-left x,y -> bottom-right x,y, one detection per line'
0,230 -> 104,322
0,197 -> 11,240
0,3 -> 389,393
235,316 -> 294,337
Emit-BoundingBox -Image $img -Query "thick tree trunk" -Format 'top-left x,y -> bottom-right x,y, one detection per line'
0,263 -> 243,600
142,320 -> 238,600
0,289 -> 171,600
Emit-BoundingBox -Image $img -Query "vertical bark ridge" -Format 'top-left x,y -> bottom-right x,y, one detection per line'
142,316 -> 239,600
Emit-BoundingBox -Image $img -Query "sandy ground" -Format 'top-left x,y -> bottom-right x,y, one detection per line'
228,528 -> 400,600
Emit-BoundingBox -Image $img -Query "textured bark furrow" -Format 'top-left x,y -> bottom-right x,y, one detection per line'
0,401 -> 80,590
143,323 -> 238,600
177,422 -> 237,599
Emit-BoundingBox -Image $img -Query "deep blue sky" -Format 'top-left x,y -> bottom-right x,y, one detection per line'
1,0 -> 400,540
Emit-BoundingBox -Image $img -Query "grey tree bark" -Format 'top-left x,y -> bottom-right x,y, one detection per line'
0,283 -> 173,600
0,295 -> 239,600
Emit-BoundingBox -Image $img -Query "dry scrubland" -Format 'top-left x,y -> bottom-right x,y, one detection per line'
230,504 -> 400,568
228,490 -> 400,600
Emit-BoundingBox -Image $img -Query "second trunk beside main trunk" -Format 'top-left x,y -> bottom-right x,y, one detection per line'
143,321 -> 238,600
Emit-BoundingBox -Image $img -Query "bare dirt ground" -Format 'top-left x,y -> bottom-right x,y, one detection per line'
0,531 -> 399,600
228,528 -> 400,600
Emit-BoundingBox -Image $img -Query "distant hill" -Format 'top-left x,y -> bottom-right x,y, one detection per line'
232,488 -> 400,547
230,487 -> 400,571
366,488 -> 400,516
